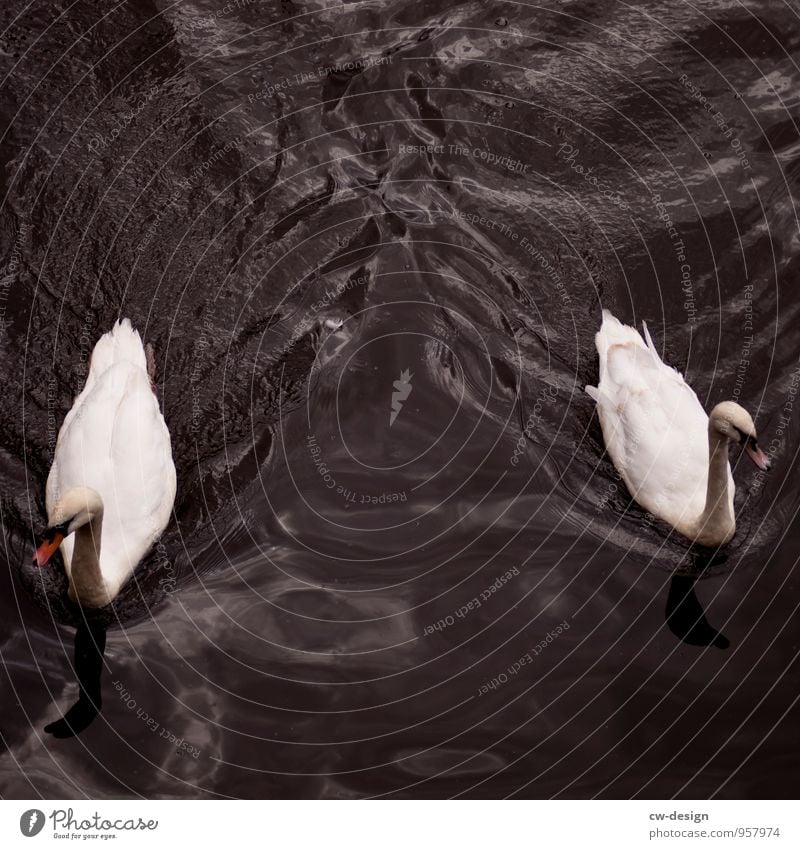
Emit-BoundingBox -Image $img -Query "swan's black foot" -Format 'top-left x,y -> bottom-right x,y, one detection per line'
45,698 -> 102,738
666,575 -> 730,649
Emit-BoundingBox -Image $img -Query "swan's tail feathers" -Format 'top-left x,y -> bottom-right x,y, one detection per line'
642,321 -> 659,356
88,318 -> 147,377
601,308 -> 622,325
585,385 -> 600,402
595,310 -> 649,366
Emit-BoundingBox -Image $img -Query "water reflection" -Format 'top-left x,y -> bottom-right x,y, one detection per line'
44,618 -> 106,738
665,548 -> 731,650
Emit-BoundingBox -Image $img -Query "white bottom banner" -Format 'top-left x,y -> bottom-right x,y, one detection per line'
0,800 -> 796,848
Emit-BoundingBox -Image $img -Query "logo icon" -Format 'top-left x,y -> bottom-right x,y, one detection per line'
20,810 -> 45,837
389,369 -> 413,426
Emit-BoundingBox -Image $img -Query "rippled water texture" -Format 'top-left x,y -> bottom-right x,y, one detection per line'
1,0 -> 799,798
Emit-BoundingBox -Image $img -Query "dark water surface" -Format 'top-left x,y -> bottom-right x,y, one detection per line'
1,0 -> 799,798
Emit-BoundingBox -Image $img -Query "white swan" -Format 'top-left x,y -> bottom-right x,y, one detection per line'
586,310 -> 769,547
34,319 -> 176,607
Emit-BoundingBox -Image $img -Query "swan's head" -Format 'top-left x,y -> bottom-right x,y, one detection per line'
33,487 -> 103,567
710,401 -> 770,471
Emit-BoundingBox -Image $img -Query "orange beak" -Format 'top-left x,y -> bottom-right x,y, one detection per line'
33,532 -> 64,567
745,442 -> 771,471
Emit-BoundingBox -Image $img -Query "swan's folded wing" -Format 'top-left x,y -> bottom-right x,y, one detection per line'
49,363 -> 174,552
47,364 -> 128,500
605,343 -> 659,394
109,368 -> 175,539
598,340 -> 710,520
58,321 -> 147,443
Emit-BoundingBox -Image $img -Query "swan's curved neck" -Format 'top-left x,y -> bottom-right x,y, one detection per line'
69,508 -> 106,607
694,428 -> 735,546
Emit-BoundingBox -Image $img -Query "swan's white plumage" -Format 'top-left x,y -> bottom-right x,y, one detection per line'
46,319 -> 176,601
586,310 -> 733,538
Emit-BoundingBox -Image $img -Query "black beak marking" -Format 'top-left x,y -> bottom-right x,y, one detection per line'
40,520 -> 70,544
733,425 -> 758,448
